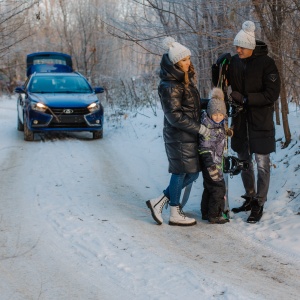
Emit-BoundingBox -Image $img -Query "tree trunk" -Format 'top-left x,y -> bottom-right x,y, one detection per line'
278,67 -> 292,148
252,0 -> 291,147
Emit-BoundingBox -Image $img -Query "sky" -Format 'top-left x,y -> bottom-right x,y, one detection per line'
0,95 -> 299,299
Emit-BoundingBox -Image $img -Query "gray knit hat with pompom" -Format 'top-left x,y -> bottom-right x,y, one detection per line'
162,36 -> 191,64
207,88 -> 227,117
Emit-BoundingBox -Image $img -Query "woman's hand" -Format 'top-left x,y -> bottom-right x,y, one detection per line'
199,125 -> 211,138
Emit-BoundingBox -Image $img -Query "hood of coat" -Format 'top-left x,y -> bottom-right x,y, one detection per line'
242,40 -> 268,63
253,40 -> 268,57
159,53 -> 194,83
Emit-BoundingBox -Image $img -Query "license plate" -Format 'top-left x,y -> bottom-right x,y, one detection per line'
54,115 -> 84,123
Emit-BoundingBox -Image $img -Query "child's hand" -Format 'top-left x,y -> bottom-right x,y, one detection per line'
207,165 -> 222,181
226,127 -> 234,137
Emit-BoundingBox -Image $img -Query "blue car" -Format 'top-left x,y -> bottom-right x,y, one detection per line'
15,52 -> 104,141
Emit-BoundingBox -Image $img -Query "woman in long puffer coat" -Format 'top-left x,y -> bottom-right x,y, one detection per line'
146,37 -> 210,226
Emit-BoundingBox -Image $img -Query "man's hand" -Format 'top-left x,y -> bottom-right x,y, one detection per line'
230,91 -> 246,105
216,53 -> 231,66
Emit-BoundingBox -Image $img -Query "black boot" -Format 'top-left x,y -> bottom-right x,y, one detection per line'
202,213 -> 208,221
208,215 -> 230,224
247,199 -> 263,223
231,195 -> 252,213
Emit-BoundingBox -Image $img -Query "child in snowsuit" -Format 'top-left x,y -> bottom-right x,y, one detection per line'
199,87 -> 231,224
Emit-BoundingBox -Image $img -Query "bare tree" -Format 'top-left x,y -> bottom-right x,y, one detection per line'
252,0 -> 293,147
0,0 -> 40,91
103,0 -> 295,144
0,0 -> 298,140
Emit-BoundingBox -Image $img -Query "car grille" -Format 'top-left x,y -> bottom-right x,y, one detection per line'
47,107 -> 90,128
48,107 -> 90,115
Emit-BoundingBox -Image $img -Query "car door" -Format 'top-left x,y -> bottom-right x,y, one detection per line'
17,78 -> 30,124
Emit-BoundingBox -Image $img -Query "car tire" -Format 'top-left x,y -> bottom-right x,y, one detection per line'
24,118 -> 34,141
93,130 -> 103,139
17,116 -> 24,131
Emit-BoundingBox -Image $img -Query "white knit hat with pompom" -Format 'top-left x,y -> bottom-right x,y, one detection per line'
162,36 -> 191,64
233,21 -> 256,50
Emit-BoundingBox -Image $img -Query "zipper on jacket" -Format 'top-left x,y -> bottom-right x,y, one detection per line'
242,59 -> 251,155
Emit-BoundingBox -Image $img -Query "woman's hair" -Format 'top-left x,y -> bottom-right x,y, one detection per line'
175,61 -> 195,86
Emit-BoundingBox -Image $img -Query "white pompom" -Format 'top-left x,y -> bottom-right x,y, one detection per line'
242,21 -> 255,33
162,36 -> 175,50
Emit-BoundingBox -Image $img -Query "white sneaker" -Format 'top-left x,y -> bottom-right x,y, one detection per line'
146,194 -> 169,225
169,206 -> 196,226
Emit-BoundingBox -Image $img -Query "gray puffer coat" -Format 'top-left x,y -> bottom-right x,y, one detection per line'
158,54 -> 202,174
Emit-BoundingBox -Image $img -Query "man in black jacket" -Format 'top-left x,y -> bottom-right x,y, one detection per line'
213,21 -> 281,223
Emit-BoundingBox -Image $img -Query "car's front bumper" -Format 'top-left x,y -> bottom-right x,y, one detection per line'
26,107 -> 103,132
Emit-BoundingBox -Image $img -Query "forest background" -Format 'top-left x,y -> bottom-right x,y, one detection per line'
0,0 -> 299,146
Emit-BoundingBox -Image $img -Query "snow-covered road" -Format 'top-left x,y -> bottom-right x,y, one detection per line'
0,97 -> 299,299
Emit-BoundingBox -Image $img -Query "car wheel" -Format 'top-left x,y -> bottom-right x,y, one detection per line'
24,119 -> 34,141
93,130 -> 103,139
17,115 -> 24,131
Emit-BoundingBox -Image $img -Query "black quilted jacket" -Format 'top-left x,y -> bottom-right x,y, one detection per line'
158,54 -> 202,174
229,41 -> 281,154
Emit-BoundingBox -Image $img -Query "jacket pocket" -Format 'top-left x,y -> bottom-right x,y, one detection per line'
248,106 -> 274,131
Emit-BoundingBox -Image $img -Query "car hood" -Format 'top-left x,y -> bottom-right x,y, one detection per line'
29,93 -> 99,107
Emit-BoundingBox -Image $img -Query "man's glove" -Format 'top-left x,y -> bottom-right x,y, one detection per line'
199,125 -> 211,138
212,53 -> 231,86
216,53 -> 231,66
230,91 -> 247,105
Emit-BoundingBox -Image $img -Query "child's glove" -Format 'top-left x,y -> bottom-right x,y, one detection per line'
207,165 -> 223,181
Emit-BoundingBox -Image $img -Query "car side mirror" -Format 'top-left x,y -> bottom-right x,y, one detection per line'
14,86 -> 26,94
94,87 -> 104,94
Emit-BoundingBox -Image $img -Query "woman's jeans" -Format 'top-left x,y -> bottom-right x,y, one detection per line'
238,146 -> 270,206
164,173 -> 199,206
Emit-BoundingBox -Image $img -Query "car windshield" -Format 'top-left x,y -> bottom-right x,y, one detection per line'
28,75 -> 92,93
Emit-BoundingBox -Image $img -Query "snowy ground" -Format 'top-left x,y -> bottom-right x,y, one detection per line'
0,95 -> 299,300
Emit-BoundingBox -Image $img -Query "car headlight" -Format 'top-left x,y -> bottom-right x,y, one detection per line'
31,102 -> 48,113
87,102 -> 100,113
